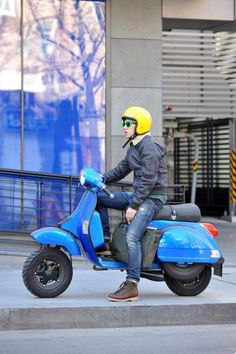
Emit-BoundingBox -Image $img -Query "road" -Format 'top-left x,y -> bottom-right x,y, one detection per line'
0,324 -> 236,354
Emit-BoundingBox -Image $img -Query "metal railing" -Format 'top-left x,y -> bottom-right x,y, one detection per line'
0,168 -> 185,234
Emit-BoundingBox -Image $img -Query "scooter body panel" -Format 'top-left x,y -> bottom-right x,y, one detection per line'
62,189 -> 104,266
89,211 -> 105,248
60,190 -> 96,234
58,190 -> 91,236
31,227 -> 81,256
32,190 -> 106,266
149,220 -> 223,264
98,258 -> 162,270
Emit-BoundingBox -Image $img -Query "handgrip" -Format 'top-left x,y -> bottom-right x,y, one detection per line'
102,187 -> 114,199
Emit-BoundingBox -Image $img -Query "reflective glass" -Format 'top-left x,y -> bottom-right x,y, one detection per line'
0,0 -> 21,169
0,1 -> 105,232
23,0 -> 105,175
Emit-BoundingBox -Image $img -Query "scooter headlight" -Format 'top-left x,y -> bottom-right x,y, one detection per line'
79,169 -> 86,186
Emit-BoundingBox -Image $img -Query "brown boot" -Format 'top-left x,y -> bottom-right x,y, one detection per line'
108,280 -> 139,302
96,242 -> 112,256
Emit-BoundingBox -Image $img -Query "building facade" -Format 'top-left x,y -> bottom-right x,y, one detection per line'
0,0 -> 236,230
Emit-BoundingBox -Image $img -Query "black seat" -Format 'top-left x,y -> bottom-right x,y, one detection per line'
153,203 -> 201,222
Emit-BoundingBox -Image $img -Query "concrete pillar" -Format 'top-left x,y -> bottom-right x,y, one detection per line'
106,0 -> 162,175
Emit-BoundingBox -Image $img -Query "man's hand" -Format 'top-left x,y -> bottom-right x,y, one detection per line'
125,207 -> 137,224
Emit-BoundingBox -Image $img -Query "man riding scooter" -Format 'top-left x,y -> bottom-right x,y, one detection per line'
96,106 -> 168,302
22,107 -> 224,299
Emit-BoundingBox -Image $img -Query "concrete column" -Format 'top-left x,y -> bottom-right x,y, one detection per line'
106,0 -> 163,175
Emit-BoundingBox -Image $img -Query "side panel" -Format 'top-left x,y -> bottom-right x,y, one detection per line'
157,225 -> 223,263
89,211 -> 104,249
31,227 -> 81,256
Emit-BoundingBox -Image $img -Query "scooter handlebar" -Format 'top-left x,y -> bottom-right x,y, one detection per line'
102,186 -> 114,199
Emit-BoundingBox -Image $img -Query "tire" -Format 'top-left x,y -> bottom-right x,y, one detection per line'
165,266 -> 212,296
162,262 -> 205,281
22,248 -> 73,298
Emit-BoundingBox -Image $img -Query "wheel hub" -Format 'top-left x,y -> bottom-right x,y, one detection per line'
36,260 -> 60,285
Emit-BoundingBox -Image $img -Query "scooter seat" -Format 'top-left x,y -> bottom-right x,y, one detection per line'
153,203 -> 201,222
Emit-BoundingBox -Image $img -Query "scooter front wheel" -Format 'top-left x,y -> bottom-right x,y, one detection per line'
165,266 -> 211,296
22,248 -> 73,298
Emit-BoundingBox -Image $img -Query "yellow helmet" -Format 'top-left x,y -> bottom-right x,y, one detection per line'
122,106 -> 152,135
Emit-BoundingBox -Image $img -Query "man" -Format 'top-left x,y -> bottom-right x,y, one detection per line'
96,106 -> 168,302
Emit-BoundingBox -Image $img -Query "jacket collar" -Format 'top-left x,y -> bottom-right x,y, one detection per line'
131,132 -> 151,146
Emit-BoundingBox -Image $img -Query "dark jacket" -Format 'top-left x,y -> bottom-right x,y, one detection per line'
104,135 -> 168,210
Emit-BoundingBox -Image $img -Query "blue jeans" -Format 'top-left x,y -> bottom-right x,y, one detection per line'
96,191 -> 164,283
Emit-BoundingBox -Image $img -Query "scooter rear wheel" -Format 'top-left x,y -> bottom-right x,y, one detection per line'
165,266 -> 211,296
162,262 -> 205,281
22,248 -> 73,298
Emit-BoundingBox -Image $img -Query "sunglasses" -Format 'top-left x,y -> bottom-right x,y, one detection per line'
122,120 -> 136,128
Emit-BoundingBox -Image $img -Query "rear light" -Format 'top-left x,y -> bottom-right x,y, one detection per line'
202,223 -> 218,237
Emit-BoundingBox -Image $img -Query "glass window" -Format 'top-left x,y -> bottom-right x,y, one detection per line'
0,0 -> 106,232
0,0 -> 21,169
23,0 -> 106,175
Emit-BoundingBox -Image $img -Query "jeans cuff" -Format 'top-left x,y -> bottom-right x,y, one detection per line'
126,277 -> 139,285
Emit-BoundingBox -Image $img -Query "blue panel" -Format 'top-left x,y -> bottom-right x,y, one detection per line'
0,1 -> 105,175
22,0 -> 106,175
89,211 -> 104,248
0,0 -> 21,169
0,90 -> 21,169
32,227 -> 81,256
157,225 -> 223,263
0,1 -> 106,232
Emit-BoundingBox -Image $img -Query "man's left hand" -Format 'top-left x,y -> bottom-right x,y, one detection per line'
125,207 -> 137,224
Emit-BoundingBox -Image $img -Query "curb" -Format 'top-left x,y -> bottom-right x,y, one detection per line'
1,303 -> 236,331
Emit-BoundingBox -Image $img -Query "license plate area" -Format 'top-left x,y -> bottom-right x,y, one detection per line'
213,263 -> 223,277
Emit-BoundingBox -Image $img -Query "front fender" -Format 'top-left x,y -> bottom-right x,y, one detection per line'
158,225 -> 222,263
31,227 -> 81,256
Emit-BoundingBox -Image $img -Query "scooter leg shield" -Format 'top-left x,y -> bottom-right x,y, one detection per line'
31,227 -> 81,256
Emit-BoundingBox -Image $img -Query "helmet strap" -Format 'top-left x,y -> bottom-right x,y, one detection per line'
122,134 -> 137,148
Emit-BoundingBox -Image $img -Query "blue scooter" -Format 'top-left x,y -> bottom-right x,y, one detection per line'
22,168 -> 224,298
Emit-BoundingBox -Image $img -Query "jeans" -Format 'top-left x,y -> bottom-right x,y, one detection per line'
96,191 -> 164,283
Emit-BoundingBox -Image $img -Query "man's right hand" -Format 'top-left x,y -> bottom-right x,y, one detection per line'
125,207 -> 137,224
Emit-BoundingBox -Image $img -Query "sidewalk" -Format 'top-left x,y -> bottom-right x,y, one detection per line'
0,217 -> 236,331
